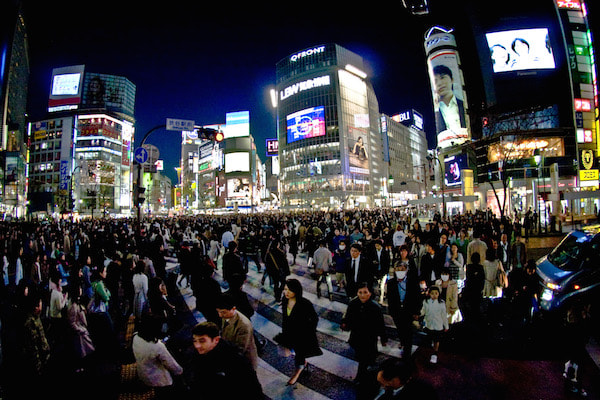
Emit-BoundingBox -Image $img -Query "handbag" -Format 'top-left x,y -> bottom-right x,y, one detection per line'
87,295 -> 107,313
496,268 -> 508,288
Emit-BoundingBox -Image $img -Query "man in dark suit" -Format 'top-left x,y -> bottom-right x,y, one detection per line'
386,261 -> 421,361
345,243 -> 374,298
371,239 -> 391,302
419,240 -> 442,285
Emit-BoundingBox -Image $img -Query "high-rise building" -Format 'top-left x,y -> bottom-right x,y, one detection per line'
28,65 -> 136,217
0,2 -> 29,217
275,44 -> 385,209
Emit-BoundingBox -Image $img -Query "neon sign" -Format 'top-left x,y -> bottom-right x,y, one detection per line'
279,75 -> 331,101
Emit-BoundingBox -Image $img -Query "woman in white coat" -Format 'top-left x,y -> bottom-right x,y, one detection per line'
132,260 -> 149,320
132,315 -> 183,399
482,248 -> 504,298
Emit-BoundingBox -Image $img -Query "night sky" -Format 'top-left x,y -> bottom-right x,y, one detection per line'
20,1 -> 599,185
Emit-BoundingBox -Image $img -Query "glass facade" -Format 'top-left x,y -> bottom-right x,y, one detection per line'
276,44 -> 381,209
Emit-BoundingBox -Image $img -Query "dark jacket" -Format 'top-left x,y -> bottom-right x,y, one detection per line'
342,297 -> 387,353
188,340 -> 263,399
419,252 -> 442,284
345,255 -> 375,297
279,297 -> 322,359
371,248 -> 391,279
386,272 -> 422,319
265,247 -> 290,281
463,262 -> 485,300
222,250 -> 245,283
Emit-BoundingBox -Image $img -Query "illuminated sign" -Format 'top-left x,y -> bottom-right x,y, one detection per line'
266,139 -> 278,156
279,75 -> 331,101
574,98 -> 592,112
290,46 -> 325,62
444,154 -> 467,187
225,111 -> 250,138
580,169 -> 598,181
485,28 -> 556,73
48,65 -> 85,112
556,0 -> 581,9
286,106 -> 326,143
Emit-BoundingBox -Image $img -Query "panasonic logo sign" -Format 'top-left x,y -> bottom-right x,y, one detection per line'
290,46 -> 326,62
280,75 -> 331,101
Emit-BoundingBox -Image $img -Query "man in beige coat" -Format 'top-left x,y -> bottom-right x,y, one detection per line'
216,293 -> 259,369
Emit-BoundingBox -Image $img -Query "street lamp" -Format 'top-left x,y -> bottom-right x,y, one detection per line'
534,149 -> 542,235
427,152 -> 446,220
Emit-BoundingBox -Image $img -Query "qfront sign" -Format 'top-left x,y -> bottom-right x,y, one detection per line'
290,46 -> 326,62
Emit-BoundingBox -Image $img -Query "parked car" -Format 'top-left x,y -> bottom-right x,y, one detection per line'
536,225 -> 600,313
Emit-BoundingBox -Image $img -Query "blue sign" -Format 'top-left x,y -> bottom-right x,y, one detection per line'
134,147 -> 149,164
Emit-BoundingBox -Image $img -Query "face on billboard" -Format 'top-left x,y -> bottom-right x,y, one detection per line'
427,51 -> 469,148
286,106 -> 326,143
486,28 -> 555,73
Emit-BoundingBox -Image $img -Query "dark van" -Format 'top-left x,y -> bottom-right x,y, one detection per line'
536,225 -> 600,313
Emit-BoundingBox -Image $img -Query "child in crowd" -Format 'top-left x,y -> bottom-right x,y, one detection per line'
420,286 -> 448,364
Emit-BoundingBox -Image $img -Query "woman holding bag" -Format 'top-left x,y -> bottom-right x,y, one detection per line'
275,278 -> 322,385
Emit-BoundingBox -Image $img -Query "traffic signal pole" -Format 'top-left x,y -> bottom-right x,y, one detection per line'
136,124 -> 165,224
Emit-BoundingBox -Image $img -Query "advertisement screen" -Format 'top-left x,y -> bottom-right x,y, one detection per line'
427,49 -> 470,148
224,152 -> 250,173
444,154 -> 467,187
48,65 -> 85,112
225,111 -> 250,139
486,28 -> 555,73
286,106 -> 326,143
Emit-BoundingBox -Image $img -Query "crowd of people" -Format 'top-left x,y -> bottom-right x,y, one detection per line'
0,208 -> 587,399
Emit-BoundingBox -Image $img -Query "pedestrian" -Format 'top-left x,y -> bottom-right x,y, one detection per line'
188,321 -> 263,399
386,259 -> 421,360
345,242 -> 374,298
482,248 -> 505,298
434,267 -> 462,326
563,301 -> 591,397
420,240 -> 442,285
313,239 -> 334,300
510,232 -> 527,270
147,277 -> 178,337
420,285 -> 448,364
374,358 -> 439,399
332,239 -> 350,292
190,263 -> 221,325
19,294 -> 51,397
341,282 -> 387,384
274,278 -> 322,385
215,293 -> 259,369
132,260 -> 148,320
66,282 -> 95,373
222,240 -> 245,286
462,252 -> 485,324
132,315 -> 184,399
265,238 -> 290,302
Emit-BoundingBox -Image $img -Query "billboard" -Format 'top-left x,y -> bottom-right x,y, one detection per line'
425,28 -> 470,149
225,111 -> 250,139
286,106 -> 326,143
347,126 -> 370,175
224,152 -> 250,173
81,73 -> 136,117
266,139 -> 278,156
444,154 -> 468,187
48,65 -> 85,112
486,28 -> 555,73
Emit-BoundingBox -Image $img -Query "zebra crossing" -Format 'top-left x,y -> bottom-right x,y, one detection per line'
167,251 -> 414,400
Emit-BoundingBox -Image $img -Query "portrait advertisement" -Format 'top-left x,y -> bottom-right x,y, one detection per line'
427,50 -> 470,149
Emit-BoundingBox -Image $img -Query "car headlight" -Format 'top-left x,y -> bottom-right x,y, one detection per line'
541,288 -> 554,302
545,281 -> 561,291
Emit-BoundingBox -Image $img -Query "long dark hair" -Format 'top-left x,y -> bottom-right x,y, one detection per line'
285,278 -> 303,299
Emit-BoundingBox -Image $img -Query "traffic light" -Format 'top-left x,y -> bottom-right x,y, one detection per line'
197,127 -> 224,142
134,185 -> 146,206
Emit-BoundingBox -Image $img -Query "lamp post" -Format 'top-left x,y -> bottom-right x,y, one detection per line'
534,149 -> 542,235
427,152 -> 445,220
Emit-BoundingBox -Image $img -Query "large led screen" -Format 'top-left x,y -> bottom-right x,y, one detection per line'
444,154 -> 468,187
486,28 -> 555,73
224,152 -> 250,173
286,106 -> 326,143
